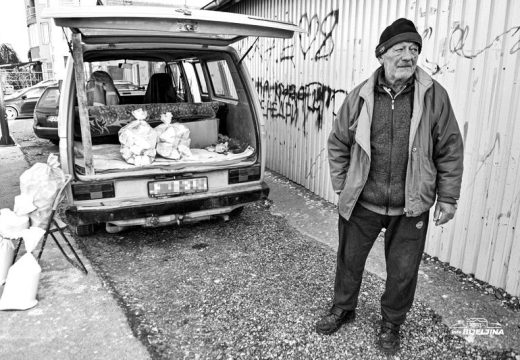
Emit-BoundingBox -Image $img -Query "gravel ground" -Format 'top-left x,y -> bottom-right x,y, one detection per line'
77,203 -> 517,360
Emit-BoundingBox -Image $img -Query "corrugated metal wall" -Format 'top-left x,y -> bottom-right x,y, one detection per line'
228,0 -> 520,296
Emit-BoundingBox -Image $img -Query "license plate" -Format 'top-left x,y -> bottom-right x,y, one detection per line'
47,115 -> 58,122
148,177 -> 208,198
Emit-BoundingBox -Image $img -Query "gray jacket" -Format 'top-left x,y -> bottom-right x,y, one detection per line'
328,66 -> 464,220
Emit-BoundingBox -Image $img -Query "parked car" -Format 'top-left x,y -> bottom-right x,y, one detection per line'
44,6 -> 302,235
33,83 -> 60,145
4,83 -> 54,120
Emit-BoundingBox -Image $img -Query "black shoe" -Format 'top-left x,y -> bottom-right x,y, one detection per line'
377,321 -> 400,355
315,309 -> 355,335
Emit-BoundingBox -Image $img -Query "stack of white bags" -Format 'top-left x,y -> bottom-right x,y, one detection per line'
0,154 -> 65,310
119,109 -> 194,165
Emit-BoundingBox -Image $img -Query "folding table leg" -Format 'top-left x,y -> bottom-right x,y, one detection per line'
12,238 -> 23,265
51,220 -> 88,274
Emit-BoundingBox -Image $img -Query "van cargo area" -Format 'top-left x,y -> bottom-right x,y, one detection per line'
70,50 -> 258,176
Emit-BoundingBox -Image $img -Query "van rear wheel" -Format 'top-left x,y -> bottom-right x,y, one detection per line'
70,224 -> 95,236
230,206 -> 244,217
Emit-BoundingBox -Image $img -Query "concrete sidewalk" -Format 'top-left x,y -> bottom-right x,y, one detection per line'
0,144 -> 150,360
265,170 -> 520,353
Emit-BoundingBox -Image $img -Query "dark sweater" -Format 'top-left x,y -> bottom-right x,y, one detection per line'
358,68 -> 414,215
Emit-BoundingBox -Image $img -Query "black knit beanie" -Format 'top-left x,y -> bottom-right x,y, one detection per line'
375,18 -> 422,57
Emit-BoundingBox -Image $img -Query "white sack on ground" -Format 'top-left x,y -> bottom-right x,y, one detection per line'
13,194 -> 37,215
0,227 -> 45,311
19,154 -> 65,229
0,208 -> 30,239
0,236 -> 15,285
119,108 -> 158,166
154,112 -> 192,160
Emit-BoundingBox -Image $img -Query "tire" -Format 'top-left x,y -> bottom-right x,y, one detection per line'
70,224 -> 95,237
5,106 -> 18,120
50,139 -> 59,146
230,206 -> 244,217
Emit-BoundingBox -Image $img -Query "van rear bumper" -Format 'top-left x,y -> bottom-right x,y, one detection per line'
65,182 -> 269,225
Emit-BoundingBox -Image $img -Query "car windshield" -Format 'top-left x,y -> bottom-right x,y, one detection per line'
38,87 -> 60,107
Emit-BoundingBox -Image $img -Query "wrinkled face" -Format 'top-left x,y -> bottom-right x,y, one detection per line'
378,41 -> 419,85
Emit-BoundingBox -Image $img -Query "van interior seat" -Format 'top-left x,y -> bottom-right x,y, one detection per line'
143,73 -> 177,103
86,70 -> 121,106
79,102 -> 224,138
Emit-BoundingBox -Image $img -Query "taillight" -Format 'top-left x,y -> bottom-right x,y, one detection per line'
46,115 -> 58,123
228,166 -> 261,184
72,182 -> 115,200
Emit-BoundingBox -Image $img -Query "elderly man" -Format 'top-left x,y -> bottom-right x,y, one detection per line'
316,18 -> 464,354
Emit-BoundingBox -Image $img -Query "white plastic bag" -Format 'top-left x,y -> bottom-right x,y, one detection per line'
154,112 -> 192,160
0,227 -> 45,310
13,194 -> 37,215
119,109 -> 158,166
0,208 -> 30,239
19,154 -> 65,229
0,236 -> 15,285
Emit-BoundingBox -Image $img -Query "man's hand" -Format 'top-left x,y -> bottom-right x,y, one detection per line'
433,201 -> 457,226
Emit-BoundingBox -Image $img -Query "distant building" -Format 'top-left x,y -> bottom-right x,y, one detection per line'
23,0 -> 98,81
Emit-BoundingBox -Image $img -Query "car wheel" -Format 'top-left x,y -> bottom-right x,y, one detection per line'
50,139 -> 59,146
5,106 -> 18,120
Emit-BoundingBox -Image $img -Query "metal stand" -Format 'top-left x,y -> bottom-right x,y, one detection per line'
12,175 -> 88,274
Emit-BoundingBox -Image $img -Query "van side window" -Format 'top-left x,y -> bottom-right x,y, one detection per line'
207,60 -> 238,100
194,62 -> 208,94
169,63 -> 187,102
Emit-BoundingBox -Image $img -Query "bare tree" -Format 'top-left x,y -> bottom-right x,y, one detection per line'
0,44 -> 20,65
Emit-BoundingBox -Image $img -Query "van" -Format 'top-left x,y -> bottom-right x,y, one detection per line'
43,6 -> 301,235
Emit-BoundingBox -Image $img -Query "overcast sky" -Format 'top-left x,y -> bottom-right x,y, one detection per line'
0,0 -> 213,63
0,1 -> 30,61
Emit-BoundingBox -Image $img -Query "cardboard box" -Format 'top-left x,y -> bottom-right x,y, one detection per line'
182,117 -> 219,149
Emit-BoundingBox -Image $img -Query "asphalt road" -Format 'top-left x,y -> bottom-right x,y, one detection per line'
11,119 -> 518,360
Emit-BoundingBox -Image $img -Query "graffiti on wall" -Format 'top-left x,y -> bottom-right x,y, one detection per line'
254,79 -> 347,133
236,9 -> 340,66
420,23 -> 520,75
298,10 -> 339,61
450,24 -> 520,58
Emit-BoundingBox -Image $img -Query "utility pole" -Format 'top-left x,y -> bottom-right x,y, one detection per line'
0,77 -> 15,146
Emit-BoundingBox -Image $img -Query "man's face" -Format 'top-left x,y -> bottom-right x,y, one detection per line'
378,41 -> 419,85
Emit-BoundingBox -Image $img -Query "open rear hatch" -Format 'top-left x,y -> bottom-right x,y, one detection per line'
43,6 -> 303,46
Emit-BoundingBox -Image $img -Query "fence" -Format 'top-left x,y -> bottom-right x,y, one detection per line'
0,70 -> 51,90
225,0 -> 520,296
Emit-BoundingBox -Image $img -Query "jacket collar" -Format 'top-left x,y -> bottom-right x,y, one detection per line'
359,65 -> 432,101
354,66 -> 434,158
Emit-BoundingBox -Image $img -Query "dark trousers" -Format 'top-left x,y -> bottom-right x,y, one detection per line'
332,203 -> 429,325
